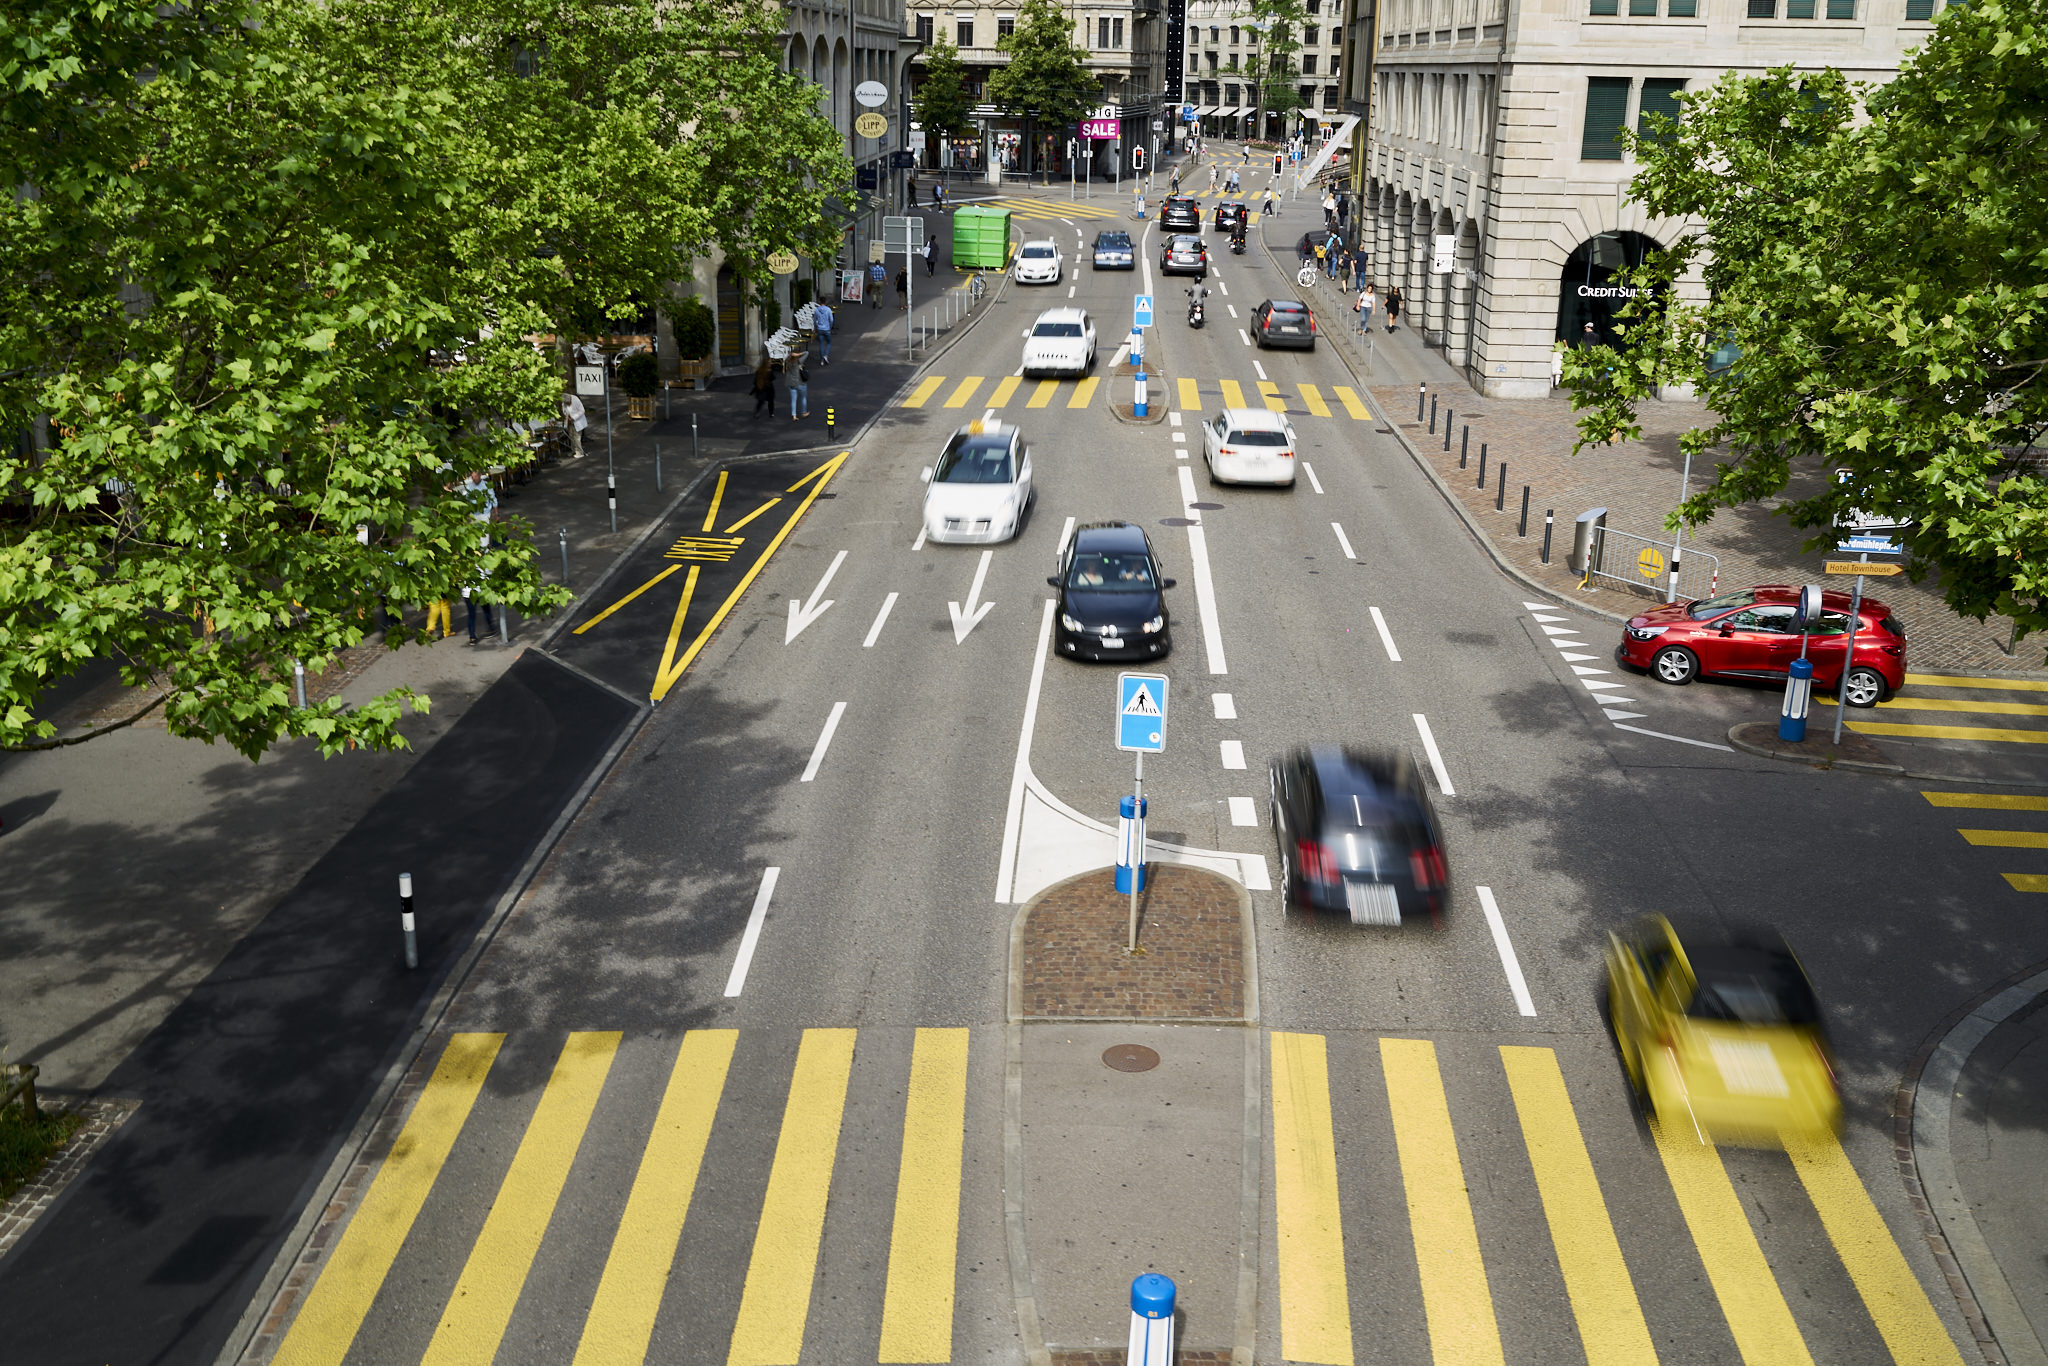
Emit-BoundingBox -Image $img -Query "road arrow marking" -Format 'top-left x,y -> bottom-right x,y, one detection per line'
949,550 -> 996,643
786,550 -> 847,644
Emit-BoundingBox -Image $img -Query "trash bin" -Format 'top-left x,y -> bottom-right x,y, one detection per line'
1569,507 -> 1608,578
950,205 -> 1013,271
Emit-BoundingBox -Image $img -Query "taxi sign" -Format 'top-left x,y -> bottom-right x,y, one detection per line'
1116,673 -> 1168,753
1825,561 -> 1904,576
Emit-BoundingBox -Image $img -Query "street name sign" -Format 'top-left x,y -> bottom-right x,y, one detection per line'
1117,673 -> 1169,753
1825,561 -> 1904,576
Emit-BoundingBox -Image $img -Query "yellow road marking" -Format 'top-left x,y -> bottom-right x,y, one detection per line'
1851,721 -> 2048,744
1958,828 -> 2048,848
902,377 -> 946,408
650,566 -> 701,699
1650,1117 -> 1813,1366
1269,1032 -> 1354,1365
723,498 -> 782,535
272,1035 -> 503,1366
726,1029 -> 858,1366
1922,792 -> 2048,809
1220,379 -> 1247,408
877,1029 -> 971,1363
1381,1037 -> 1503,1366
652,453 -> 846,702
574,564 -> 682,635
422,1032 -> 621,1366
1332,386 -> 1369,420
1178,377 -> 1202,411
1299,383 -> 1332,417
1027,379 -> 1059,408
1499,1047 -> 1657,1366
942,377 -> 983,409
1257,380 -> 1287,412
2003,873 -> 2048,892
988,375 -> 1022,408
702,470 -> 728,532
1067,376 -> 1099,408
1825,695 -> 2048,717
1905,672 -> 2048,692
573,1031 -> 738,1366
1784,1131 -> 1967,1366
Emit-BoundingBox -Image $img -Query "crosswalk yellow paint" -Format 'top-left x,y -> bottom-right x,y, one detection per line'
1066,376 -> 1099,408
987,375 -> 1022,409
1827,695 -> 2048,717
1220,379 -> 1247,408
1027,378 -> 1058,408
1922,791 -> 2048,810
1905,672 -> 2048,691
897,376 -> 1394,422
902,377 -> 945,409
1850,721 -> 2048,745
2004,874 -> 2048,891
1299,383 -> 1332,417
273,1034 -> 503,1366
1332,385 -> 1370,420
1499,1047 -> 1657,1366
1957,828 -> 2048,848
1381,1037 -> 1504,1366
573,1030 -> 738,1366
1257,379 -> 1286,412
1270,1032 -> 1354,1365
942,377 -> 982,409
726,1028 -> 858,1366
1178,377 -> 1202,411
422,1032 -> 622,1366
877,1028 -> 971,1363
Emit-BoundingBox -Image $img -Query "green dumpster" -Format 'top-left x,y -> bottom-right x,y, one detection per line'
950,205 -> 1013,271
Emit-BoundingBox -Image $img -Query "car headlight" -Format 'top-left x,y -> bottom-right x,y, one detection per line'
1061,613 -> 1084,632
1627,625 -> 1668,641
1141,615 -> 1165,634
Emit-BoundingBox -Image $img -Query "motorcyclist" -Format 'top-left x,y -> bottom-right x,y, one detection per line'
1186,283 -> 1209,325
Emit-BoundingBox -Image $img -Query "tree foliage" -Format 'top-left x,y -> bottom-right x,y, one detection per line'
986,0 -> 1096,171
914,35 -> 975,147
1560,3 -> 2048,635
1248,0 -> 1311,125
0,0 -> 850,758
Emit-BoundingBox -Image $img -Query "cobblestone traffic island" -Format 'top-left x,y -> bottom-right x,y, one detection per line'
1016,865 -> 1250,1021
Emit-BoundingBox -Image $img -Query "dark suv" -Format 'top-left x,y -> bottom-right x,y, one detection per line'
1048,521 -> 1175,661
1270,747 -> 1448,926
1160,196 -> 1202,231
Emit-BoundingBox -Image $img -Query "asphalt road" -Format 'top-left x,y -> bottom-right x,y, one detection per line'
241,171 -> 2048,1366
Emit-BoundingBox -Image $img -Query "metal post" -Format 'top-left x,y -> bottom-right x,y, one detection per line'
399,872 -> 418,970
1128,751 -> 1144,953
1518,486 -> 1530,536
1429,394 -> 1438,433
665,382 -> 671,421
655,439 -> 662,492
607,470 -> 618,534
1496,463 -> 1507,511
1832,559 -> 1867,745
1542,510 -> 1554,563
293,660 -> 307,709
1443,408 -> 1454,451
1667,449 -> 1694,604
827,407 -> 836,441
1460,426 -> 1470,468
558,526 -> 570,588
692,413 -> 699,465
1476,443 -> 1487,488
1417,382 -> 1426,421
604,372 -> 614,502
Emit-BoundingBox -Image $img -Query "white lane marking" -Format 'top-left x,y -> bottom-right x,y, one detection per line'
1302,463 -> 1324,495
1603,708 -> 1648,721
1228,304 -> 1240,319
1216,277 -> 1229,296
1253,360 -> 1268,381
1111,340 -> 1132,367
1613,722 -> 1735,752
1241,855 -> 1272,890
1228,797 -> 1257,826
1539,625 -> 1580,637
862,592 -> 898,648
948,549 -> 996,643
785,549 -> 846,644
1413,713 -> 1455,796
1238,329 -> 1251,347
1368,605 -> 1402,662
1178,464 -> 1200,516
1057,515 -> 1076,556
799,701 -> 847,782
1558,651 -> 1599,662
1172,432 -> 1187,443
913,525 -> 928,551
1331,523 -> 1357,560
1570,666 -> 1609,677
1183,507 -> 1229,676
995,600 -> 1057,903
1169,411 -> 1183,427
1177,447 -> 1188,460
1476,885 -> 1537,1017
1212,692 -> 1237,720
1522,601 -> 1553,610
1530,614 -> 1567,623
1220,740 -> 1246,770
1067,284 -> 1076,298
723,867 -> 781,997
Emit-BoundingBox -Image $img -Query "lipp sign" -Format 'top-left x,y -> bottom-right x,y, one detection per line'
1081,118 -> 1119,140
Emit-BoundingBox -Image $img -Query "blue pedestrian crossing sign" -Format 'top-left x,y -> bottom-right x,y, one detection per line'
1133,294 -> 1154,329
1116,672 -> 1169,753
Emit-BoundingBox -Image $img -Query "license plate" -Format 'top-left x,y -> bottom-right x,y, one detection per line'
1344,881 -> 1401,926
1100,637 -> 1124,648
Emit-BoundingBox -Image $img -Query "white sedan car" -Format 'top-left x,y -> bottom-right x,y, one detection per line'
921,422 -> 1034,544
1021,308 -> 1096,377
1201,408 -> 1298,486
1014,239 -> 1063,284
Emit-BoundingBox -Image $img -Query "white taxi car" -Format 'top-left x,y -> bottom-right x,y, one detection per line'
921,421 -> 1034,544
1021,308 -> 1096,377
1014,239 -> 1063,284
1200,408 -> 1298,486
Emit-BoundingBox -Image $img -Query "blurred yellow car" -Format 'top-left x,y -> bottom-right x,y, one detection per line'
1605,915 -> 1842,1146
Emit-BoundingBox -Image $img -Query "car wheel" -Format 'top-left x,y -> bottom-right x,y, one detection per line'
1276,844 -> 1293,912
1651,645 -> 1699,686
1842,666 -> 1888,707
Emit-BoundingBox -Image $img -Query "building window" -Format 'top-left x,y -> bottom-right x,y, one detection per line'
1589,0 -> 1618,14
1207,50 -> 1219,67
1229,25 -> 1240,42
1905,0 -> 1936,13
1098,16 -> 1109,46
1211,25 -> 1220,40
1302,54 -> 1317,73
1305,24 -> 1320,42
1225,82 -> 1239,103
957,19 -> 973,46
1747,0 -> 1776,15
1826,0 -> 1855,14
1629,0 -> 1656,13
998,16 -> 1015,38
916,14 -> 934,42
1307,0 -> 1321,10
1114,17 -> 1124,45
1190,52 -> 1200,72
1668,0 -> 1697,15
1582,76 -> 1630,160
1637,77 -> 1684,141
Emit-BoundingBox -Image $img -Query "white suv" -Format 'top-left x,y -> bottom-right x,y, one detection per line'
1021,308 -> 1096,377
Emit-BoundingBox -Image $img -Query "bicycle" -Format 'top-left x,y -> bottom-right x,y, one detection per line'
969,271 -> 987,303
1296,264 -> 1319,289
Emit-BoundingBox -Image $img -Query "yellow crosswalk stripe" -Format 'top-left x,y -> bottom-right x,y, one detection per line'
1027,379 -> 1059,408
1332,386 -> 1370,420
1220,379 -> 1247,408
1299,383 -> 1332,417
1499,1048 -> 1657,1366
1905,672 -> 2048,691
273,1034 -> 503,1366
1958,828 -> 2048,848
726,1028 -> 858,1366
1178,377 -> 1202,411
1650,1117 -> 1814,1366
1922,791 -> 2048,809
942,377 -> 983,409
1067,376 -> 1099,409
1270,1032 -> 1355,1365
988,375 -> 1022,408
2003,873 -> 2048,892
1257,380 -> 1286,412
877,1028 -> 971,1363
1784,1131 -> 1967,1366
1380,1037 -> 1504,1366
903,377 -> 945,408
1850,721 -> 2048,744
573,1030 -> 738,1366
1825,695 -> 2048,717
422,1032 -> 622,1366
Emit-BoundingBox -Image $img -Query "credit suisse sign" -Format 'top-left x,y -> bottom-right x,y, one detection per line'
1081,118 -> 1119,139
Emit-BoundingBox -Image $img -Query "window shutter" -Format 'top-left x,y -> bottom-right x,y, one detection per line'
1589,0 -> 1619,14
1637,78 -> 1685,142
1747,0 -> 1776,15
1905,0 -> 1935,16
1581,78 -> 1630,161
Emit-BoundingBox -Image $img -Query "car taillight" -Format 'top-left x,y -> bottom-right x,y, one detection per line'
1409,846 -> 1445,890
1296,840 -> 1338,884
1881,644 -> 1903,656
1308,314 -> 1318,333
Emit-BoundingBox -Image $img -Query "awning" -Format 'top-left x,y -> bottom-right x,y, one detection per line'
1219,106 -> 1246,118
1195,105 -> 1218,116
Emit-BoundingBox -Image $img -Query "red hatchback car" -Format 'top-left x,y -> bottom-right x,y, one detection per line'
1617,585 -> 1907,706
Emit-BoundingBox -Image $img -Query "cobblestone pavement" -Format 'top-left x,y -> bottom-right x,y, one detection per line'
0,1098 -> 137,1259
1020,866 -> 1246,1020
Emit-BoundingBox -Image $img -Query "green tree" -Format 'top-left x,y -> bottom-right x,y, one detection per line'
1248,0 -> 1311,138
915,35 -> 975,153
986,0 -> 1096,176
1560,2 -> 2048,637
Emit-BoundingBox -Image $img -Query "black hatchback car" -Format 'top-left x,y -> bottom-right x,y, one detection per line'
1215,200 -> 1247,231
1252,299 -> 1317,349
1160,195 -> 1202,231
1270,747 -> 1447,926
1049,521 -> 1175,661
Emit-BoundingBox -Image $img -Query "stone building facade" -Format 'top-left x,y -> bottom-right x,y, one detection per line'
1182,0 -> 1352,140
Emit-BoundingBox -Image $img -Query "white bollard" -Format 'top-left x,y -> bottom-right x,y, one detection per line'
1127,1274 -> 1174,1366
398,872 -> 418,969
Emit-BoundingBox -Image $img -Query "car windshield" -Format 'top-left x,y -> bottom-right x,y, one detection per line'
1032,321 -> 1083,338
1688,589 -> 1756,620
1229,430 -> 1289,447
1066,551 -> 1156,592
935,440 -> 1014,484
1171,237 -> 1202,249
1022,245 -> 1055,258
1097,234 -> 1131,248
1684,945 -> 1821,1026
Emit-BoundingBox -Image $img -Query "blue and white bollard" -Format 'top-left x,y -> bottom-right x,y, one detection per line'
1134,368 -> 1148,418
1127,1274 -> 1175,1366
1116,794 -> 1148,894
1778,656 -> 1813,742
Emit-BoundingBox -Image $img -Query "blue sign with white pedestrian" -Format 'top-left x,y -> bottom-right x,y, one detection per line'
1117,672 -> 1169,753
1133,293 -> 1154,329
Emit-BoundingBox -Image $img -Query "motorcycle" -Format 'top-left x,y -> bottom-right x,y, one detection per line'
1230,228 -> 1247,255
1187,288 -> 1206,329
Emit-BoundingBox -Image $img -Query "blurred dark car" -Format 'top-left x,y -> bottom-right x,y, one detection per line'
1091,230 -> 1136,270
1270,747 -> 1446,925
1618,584 -> 1905,704
1251,299 -> 1317,350
1160,195 -> 1202,231
1215,201 -> 1248,231
1160,234 -> 1209,278
1048,521 -> 1174,661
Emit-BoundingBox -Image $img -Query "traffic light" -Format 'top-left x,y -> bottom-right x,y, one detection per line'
1132,145 -> 1145,170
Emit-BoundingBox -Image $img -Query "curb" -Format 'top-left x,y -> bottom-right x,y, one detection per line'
1724,721 -> 1906,775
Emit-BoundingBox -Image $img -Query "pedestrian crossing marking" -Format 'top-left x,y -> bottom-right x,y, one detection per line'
1904,672 -> 2048,691
2004,873 -> 2048,891
1270,1032 -> 1355,1365
1332,386 -> 1369,420
1957,828 -> 2048,848
988,375 -> 1023,408
726,1028 -> 858,1366
1067,376 -> 1099,409
1257,380 -> 1286,413
1921,791 -> 2048,809
898,376 -> 1398,422
1023,378 -> 1056,408
1784,1132 -> 1967,1366
942,377 -> 983,409
422,1031 -> 622,1366
1826,695 -> 2048,717
272,1033 -> 504,1366
1849,721 -> 2048,745
1220,379 -> 1247,408
1178,377 -> 1202,411
877,1028 -> 971,1363
1300,383 -> 1332,418
573,1030 -> 738,1366
1381,1037 -> 1505,1366
903,377 -> 945,408
1650,1117 -> 1815,1366
1499,1047 -> 1658,1366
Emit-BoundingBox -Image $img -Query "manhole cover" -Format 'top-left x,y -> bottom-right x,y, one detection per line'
1188,501 -> 1224,511
1103,1044 -> 1161,1073
1160,516 -> 1198,527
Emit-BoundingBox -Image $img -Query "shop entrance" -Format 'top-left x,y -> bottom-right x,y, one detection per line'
1556,231 -> 1661,348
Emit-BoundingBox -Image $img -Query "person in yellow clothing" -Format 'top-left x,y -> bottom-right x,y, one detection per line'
425,596 -> 453,638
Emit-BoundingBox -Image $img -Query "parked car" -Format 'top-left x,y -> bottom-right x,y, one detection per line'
1270,747 -> 1447,926
1200,408 -> 1297,486
1250,299 -> 1317,349
1617,585 -> 1906,704
1160,195 -> 1202,231
1215,201 -> 1248,232
1092,230 -> 1136,270
1013,239 -> 1063,285
1160,234 -> 1209,278
1048,521 -> 1174,661
1021,308 -> 1097,377
921,421 -> 1033,544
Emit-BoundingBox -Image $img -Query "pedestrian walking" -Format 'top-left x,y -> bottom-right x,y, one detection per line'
1208,164 -> 1218,191
1385,285 -> 1402,332
1325,231 -> 1342,277
1355,282 -> 1376,333
908,174 -> 919,206
1242,145 -> 1250,164
425,593 -> 453,639
788,355 -> 810,420
462,584 -> 496,643
896,267 -> 909,308
751,357 -> 778,417
1353,253 -> 1370,291
922,234 -> 937,277
560,390 -> 588,458
813,300 -> 834,364
869,260 -> 886,308
1263,186 -> 1277,218
933,182 -> 945,208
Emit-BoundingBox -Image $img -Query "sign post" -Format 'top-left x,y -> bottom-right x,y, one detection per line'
574,361 -> 614,529
884,214 -> 925,354
1116,672 -> 1169,951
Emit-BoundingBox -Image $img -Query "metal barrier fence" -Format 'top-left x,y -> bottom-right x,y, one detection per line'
1586,523 -> 1720,603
